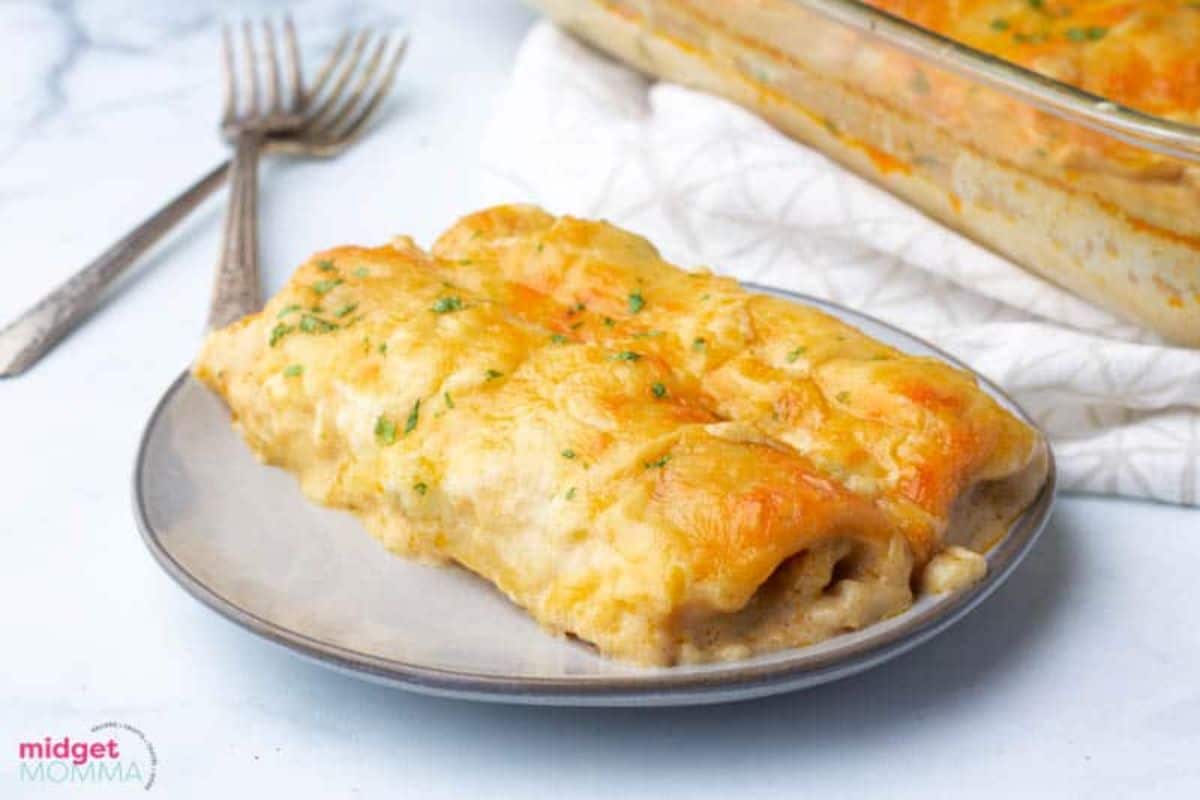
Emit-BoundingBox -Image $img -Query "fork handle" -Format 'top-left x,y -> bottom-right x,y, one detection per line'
207,134 -> 264,330
0,161 -> 232,378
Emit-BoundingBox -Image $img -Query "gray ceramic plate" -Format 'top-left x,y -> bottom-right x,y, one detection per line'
133,286 -> 1055,706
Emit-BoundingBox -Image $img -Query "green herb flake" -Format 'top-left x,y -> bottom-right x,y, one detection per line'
561,449 -> 576,460
269,323 -> 294,347
1027,0 -> 1044,9
786,346 -> 806,362
276,304 -> 301,319
404,399 -> 421,435
603,317 -> 616,328
644,455 -> 671,470
299,314 -> 338,334
835,391 -> 851,403
485,369 -> 503,381
378,342 -> 388,355
628,289 -> 645,314
432,296 -> 464,314
565,487 -> 576,500
536,242 -> 544,253
651,382 -> 667,399
569,321 -> 585,330
334,303 -> 359,318
312,278 -> 343,295
692,337 -> 707,352
551,333 -> 569,344
316,259 -> 336,272
632,330 -> 663,339
1066,25 -> 1107,41
990,18 -> 1009,30
374,415 -> 397,446
444,391 -> 455,409
283,364 -> 304,378
612,351 -> 642,362
354,266 -> 370,278
413,482 -> 428,496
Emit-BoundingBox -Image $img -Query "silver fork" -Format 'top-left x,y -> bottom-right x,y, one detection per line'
209,19 -> 307,329
0,21 -> 408,377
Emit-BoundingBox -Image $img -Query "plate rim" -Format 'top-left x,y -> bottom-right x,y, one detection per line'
132,285 -> 1057,705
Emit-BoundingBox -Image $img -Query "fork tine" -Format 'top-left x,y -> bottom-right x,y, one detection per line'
329,36 -> 408,145
262,19 -> 282,112
241,20 -> 260,116
282,15 -> 304,111
221,24 -> 237,122
306,31 -> 350,103
309,33 -> 389,137
306,30 -> 371,123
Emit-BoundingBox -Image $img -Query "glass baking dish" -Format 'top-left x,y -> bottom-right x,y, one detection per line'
527,0 -> 1200,345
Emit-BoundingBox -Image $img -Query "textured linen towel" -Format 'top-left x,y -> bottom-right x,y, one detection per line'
478,23 -> 1200,505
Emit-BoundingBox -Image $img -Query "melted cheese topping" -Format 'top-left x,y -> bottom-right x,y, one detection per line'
869,0 -> 1200,121
195,206 -> 1046,666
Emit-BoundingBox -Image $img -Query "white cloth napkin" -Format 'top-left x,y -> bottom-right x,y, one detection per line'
478,23 -> 1200,506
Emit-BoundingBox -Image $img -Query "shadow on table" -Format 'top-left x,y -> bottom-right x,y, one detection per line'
236,505 -> 1074,763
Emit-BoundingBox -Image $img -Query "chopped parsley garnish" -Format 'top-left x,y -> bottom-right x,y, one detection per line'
378,342 -> 388,355
404,399 -> 421,435
431,296 -> 463,314
603,317 -> 616,328
312,278 -> 343,295
413,482 -> 428,496
299,314 -> 338,334
283,364 -> 303,377
612,351 -> 642,362
569,301 -> 586,314
786,346 -> 806,362
989,18 -> 1009,31
628,289 -> 645,314
334,303 -> 359,318
1027,0 -> 1044,9
1065,26 -> 1107,41
444,391 -> 455,409
485,369 -> 503,381
692,337 -> 706,352
835,391 -> 850,403
316,259 -> 336,272
651,382 -> 667,399
569,321 -> 584,330
269,323 -> 294,347
354,266 -> 370,278
632,330 -> 663,339
276,304 -> 301,319
536,242 -> 544,253
458,259 -> 473,266
561,449 -> 576,459
644,455 -> 671,470
551,333 -> 569,344
565,487 -> 576,500
374,415 -> 397,446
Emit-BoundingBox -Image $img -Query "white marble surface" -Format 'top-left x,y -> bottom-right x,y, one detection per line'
1,1 -> 1197,797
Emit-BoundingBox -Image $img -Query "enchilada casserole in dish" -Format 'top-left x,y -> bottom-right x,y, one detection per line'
195,205 -> 1048,666
527,0 -> 1200,345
